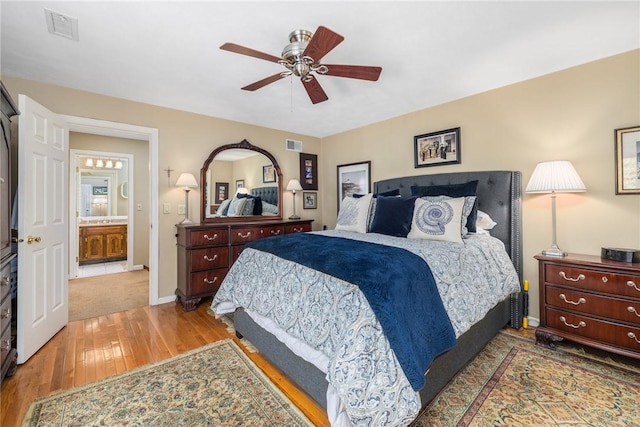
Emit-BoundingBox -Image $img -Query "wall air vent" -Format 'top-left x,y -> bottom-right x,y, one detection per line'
44,8 -> 79,41
285,139 -> 302,152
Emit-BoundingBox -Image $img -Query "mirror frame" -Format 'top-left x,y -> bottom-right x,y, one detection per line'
200,139 -> 283,223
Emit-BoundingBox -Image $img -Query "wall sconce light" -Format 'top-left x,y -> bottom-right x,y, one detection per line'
176,172 -> 199,224
286,179 -> 303,220
526,160 -> 586,257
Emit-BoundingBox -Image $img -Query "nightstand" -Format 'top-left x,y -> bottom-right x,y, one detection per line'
535,253 -> 640,359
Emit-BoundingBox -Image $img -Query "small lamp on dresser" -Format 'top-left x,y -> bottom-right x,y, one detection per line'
525,160 -> 586,257
286,179 -> 303,220
176,172 -> 199,224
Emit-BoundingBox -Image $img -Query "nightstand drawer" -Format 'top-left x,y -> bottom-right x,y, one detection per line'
190,247 -> 229,271
545,307 -> 640,352
190,269 -> 228,295
544,263 -> 640,298
546,285 -> 640,325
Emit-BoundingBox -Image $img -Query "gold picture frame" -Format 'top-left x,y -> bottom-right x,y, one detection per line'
615,125 -> 640,194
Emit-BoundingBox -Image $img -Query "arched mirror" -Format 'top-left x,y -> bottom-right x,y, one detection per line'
201,139 -> 283,223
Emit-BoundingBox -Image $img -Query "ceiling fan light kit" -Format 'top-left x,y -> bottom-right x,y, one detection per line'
221,26 -> 382,104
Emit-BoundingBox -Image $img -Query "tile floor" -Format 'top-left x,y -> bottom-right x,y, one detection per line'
77,261 -> 128,278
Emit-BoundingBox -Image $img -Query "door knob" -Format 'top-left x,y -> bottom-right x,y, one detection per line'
26,235 -> 42,244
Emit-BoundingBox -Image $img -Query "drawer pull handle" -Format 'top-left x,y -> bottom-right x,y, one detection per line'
628,332 -> 640,344
270,230 -> 281,235
238,232 -> 252,239
293,227 -> 303,232
203,233 -> 218,241
203,254 -> 218,262
601,276 -> 608,283
559,316 -> 586,329
627,281 -> 640,292
627,306 -> 640,318
559,294 -> 586,305
0,339 -> 10,351
559,271 -> 585,282
204,277 -> 218,285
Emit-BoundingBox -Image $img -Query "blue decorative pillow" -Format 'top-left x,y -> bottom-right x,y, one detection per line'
369,195 -> 418,237
410,181 -> 479,232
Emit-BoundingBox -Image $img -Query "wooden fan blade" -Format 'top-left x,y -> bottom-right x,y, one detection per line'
241,73 -> 286,91
322,65 -> 382,81
303,26 -> 344,62
220,42 -> 283,63
302,77 -> 329,104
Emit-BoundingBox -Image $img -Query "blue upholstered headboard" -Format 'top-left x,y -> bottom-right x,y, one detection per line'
250,186 -> 279,207
374,170 -> 522,281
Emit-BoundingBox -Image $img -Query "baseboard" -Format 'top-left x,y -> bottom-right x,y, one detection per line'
157,295 -> 176,305
130,264 -> 144,271
527,317 -> 540,328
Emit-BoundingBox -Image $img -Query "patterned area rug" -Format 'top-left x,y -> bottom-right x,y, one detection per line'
411,331 -> 640,426
22,339 -> 313,426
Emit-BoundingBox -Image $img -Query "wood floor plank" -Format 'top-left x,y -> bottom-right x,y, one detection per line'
0,301 -> 329,427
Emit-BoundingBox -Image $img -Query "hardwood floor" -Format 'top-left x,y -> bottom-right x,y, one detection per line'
0,299 -> 329,427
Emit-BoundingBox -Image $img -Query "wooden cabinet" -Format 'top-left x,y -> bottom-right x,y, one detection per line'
79,224 -> 127,264
176,219 -> 313,311
535,253 -> 640,359
1,81 -> 18,382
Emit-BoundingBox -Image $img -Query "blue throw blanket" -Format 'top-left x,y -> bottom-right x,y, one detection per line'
246,233 -> 456,390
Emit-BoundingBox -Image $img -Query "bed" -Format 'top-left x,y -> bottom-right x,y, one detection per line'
212,170 -> 523,426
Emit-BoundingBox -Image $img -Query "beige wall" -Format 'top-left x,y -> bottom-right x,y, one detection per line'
3,76 -> 322,302
70,133 -> 150,267
4,49 -> 639,319
320,49 -> 640,321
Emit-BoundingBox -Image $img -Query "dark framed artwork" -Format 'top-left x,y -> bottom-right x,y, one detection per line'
235,179 -> 245,190
615,125 -> 640,194
303,191 -> 317,209
299,153 -> 318,190
414,127 -> 461,168
215,182 -> 229,204
263,165 -> 276,183
337,161 -> 371,210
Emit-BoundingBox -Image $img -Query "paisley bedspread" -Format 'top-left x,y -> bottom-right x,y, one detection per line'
211,230 -> 520,426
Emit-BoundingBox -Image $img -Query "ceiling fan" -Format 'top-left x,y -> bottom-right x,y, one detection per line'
220,26 -> 382,104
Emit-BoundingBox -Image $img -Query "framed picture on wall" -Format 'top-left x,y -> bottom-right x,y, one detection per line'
299,153 -> 318,190
337,161 -> 371,210
236,180 -> 245,190
263,165 -> 276,183
215,182 -> 229,204
414,127 -> 461,168
303,191 -> 317,209
615,125 -> 640,194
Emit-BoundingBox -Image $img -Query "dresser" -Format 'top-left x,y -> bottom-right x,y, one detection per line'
79,224 -> 127,264
176,219 -> 313,311
535,253 -> 640,359
1,81 -> 18,382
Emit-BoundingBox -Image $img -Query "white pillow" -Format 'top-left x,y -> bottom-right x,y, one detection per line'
408,197 -> 465,243
215,198 -> 232,216
262,201 -> 278,215
335,193 -> 373,234
226,197 -> 247,216
421,195 -> 476,236
476,210 -> 497,230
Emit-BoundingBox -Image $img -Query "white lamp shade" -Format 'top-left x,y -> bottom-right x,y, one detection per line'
525,160 -> 586,193
236,187 -> 249,195
176,173 -> 198,188
286,179 -> 303,191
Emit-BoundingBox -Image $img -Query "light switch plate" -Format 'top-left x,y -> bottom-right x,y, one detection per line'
178,204 -> 186,215
163,203 -> 171,214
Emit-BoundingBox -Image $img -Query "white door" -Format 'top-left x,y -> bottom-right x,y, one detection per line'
16,95 -> 69,364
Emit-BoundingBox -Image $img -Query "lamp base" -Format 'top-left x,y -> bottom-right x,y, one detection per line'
179,217 -> 195,225
542,247 -> 567,257
288,214 -> 301,220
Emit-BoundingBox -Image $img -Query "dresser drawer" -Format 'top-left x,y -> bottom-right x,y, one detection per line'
0,295 -> 10,338
285,223 -> 311,233
0,320 -> 11,370
544,263 -> 640,299
188,229 -> 229,247
0,262 -> 10,302
190,269 -> 228,295
546,285 -> 640,325
190,247 -> 229,271
545,307 -> 640,352
260,225 -> 285,237
230,227 -> 262,244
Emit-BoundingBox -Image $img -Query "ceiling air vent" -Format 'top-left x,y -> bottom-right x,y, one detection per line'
44,8 -> 79,41
285,139 -> 302,152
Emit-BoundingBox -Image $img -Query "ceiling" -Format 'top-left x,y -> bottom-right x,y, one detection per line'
1,1 -> 638,138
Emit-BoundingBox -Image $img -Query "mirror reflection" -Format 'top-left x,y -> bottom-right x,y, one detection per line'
201,140 -> 282,222
78,156 -> 129,218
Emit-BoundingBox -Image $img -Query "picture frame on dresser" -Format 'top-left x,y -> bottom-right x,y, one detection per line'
615,125 -> 640,194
